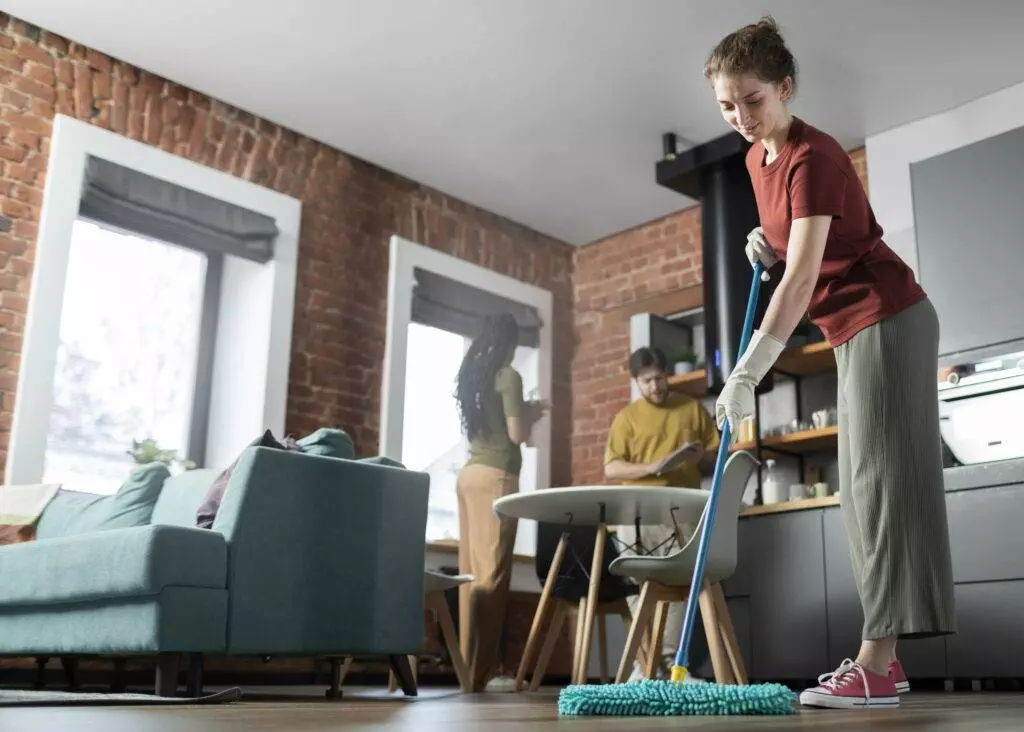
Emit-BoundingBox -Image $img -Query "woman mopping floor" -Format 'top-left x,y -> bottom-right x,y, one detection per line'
707,17 -> 957,709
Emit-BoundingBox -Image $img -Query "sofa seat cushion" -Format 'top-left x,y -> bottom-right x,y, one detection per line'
0,524 -> 227,607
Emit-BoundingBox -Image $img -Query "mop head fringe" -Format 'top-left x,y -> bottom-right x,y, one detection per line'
557,679 -> 798,717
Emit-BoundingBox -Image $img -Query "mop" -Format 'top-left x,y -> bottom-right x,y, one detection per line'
558,261 -> 798,716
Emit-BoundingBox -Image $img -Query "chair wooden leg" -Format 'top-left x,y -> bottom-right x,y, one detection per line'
388,654 -> 418,697
571,597 -> 587,683
515,531 -> 568,691
698,585 -> 734,684
529,601 -> 568,692
430,591 -> 471,692
597,612 -> 609,683
615,582 -> 658,683
711,583 -> 748,685
646,601 -> 670,680
575,523 -> 607,684
155,653 -> 180,697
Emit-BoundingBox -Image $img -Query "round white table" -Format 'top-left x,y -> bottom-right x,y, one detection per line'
493,485 -> 708,687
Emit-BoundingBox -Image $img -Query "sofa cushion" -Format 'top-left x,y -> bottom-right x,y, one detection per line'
150,468 -> 219,527
295,428 -> 355,459
35,463 -> 169,541
0,524 -> 227,607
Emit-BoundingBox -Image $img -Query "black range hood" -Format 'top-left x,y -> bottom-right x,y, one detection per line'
656,131 -> 774,396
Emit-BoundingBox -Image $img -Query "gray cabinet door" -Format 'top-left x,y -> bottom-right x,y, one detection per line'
722,519 -> 753,598
946,581 -> 1024,677
822,508 -> 946,678
726,596 -> 753,680
945,483 -> 1024,583
747,510 -> 829,680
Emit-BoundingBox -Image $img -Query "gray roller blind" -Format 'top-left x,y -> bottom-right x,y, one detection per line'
412,268 -> 542,348
79,156 -> 278,263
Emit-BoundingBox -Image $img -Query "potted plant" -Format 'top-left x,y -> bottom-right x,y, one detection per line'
671,346 -> 699,375
127,438 -> 197,473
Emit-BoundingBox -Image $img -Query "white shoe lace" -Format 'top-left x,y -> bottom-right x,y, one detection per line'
816,658 -> 871,701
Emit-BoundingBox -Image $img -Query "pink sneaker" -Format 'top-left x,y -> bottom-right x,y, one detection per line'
889,659 -> 910,693
799,659 -> 900,709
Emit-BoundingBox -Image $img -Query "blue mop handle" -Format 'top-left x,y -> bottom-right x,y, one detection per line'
673,261 -> 763,673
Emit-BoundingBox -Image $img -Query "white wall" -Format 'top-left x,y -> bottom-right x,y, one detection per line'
866,80 -> 1024,276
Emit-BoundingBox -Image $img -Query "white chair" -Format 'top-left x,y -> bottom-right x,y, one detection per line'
387,571 -> 474,693
608,450 -> 758,684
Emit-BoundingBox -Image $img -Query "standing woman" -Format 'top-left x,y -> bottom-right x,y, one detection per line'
705,17 -> 955,709
454,312 -> 545,692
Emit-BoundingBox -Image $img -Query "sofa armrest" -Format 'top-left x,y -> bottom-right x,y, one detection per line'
213,446 -> 430,655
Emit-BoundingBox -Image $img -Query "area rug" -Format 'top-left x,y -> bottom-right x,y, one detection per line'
0,687 -> 242,706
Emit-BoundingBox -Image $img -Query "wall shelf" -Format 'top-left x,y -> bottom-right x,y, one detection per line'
774,340 -> 836,376
666,369 -> 707,397
733,425 -> 839,456
666,342 -> 836,399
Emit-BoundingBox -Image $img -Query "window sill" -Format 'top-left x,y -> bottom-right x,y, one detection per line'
426,540 -> 534,565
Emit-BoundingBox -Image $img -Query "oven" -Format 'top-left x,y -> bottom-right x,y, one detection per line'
938,349 -> 1024,467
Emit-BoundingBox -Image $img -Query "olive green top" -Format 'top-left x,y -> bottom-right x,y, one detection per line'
466,366 -> 525,476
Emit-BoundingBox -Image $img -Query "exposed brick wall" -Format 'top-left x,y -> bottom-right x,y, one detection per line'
0,14 -> 574,485
570,148 -> 868,486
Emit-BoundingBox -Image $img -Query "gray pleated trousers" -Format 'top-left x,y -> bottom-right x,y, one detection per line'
834,297 -> 956,640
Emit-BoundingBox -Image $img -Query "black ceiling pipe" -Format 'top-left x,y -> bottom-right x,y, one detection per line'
656,131 -> 774,395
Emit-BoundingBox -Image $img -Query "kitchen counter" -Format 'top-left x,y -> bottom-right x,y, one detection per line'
943,457 -> 1024,492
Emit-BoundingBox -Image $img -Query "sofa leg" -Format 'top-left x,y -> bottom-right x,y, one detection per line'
110,658 -> 127,693
388,654 -> 418,697
33,657 -> 49,689
325,657 -> 352,700
185,654 -> 204,697
61,657 -> 79,690
155,653 -> 180,697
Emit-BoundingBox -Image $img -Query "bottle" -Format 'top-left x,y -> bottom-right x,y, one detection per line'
761,459 -> 782,505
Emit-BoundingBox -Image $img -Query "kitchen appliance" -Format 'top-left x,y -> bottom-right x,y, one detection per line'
937,347 -> 1024,466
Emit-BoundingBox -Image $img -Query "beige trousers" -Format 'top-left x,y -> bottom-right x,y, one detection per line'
457,463 -> 519,691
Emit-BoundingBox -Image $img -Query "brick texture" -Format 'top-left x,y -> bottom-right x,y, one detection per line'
0,14 -> 575,485
570,149 -> 868,486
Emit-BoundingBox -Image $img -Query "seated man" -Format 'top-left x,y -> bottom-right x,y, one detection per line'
604,346 -> 720,681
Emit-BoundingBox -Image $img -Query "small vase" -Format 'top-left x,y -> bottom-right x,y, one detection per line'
674,362 -> 694,375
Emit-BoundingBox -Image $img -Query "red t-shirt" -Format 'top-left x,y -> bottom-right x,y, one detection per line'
746,117 -> 925,346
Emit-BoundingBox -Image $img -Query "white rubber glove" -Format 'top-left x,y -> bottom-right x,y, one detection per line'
716,330 -> 787,435
746,227 -> 779,281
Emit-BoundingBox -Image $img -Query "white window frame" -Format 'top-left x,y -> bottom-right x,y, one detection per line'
5,114 -> 301,485
380,235 -> 553,557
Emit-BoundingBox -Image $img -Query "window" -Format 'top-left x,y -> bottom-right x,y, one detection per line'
401,323 -> 468,541
43,220 -> 208,494
6,116 -> 300,489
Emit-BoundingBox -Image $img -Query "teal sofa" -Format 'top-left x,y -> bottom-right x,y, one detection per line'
0,446 -> 430,696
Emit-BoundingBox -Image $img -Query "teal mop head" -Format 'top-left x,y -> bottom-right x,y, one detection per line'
558,679 -> 797,717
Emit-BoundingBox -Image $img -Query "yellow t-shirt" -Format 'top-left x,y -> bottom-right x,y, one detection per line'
603,393 -> 720,488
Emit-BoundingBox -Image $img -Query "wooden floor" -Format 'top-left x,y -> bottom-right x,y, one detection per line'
1,686 -> 1022,730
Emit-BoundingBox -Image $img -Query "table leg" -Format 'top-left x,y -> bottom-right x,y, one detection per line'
575,522 -> 606,684
515,531 -> 569,691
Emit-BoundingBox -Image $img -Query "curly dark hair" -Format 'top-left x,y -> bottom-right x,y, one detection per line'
704,15 -> 798,92
455,312 -> 520,441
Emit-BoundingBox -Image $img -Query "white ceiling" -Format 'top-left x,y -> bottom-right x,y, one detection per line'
8,0 -> 1024,244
